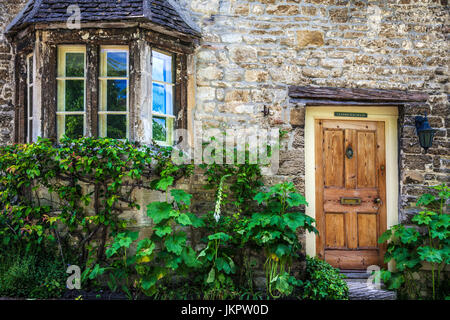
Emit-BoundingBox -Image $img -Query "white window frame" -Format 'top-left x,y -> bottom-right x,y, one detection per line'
56,45 -> 87,142
99,46 -> 129,139
26,53 -> 34,143
151,49 -> 175,146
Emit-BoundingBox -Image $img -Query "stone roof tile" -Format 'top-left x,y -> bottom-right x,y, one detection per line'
6,0 -> 199,37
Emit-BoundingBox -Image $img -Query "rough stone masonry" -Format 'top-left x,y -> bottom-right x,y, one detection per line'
0,0 -> 449,224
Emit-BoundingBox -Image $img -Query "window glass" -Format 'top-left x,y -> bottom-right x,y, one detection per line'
28,57 -> 33,85
152,50 -> 174,145
152,51 -> 172,83
152,82 -> 173,115
57,47 -> 86,141
107,52 -> 127,77
107,80 -> 127,111
66,52 -> 85,77
65,80 -> 85,112
26,54 -> 34,143
99,47 -> 129,139
107,115 -> 127,139
64,115 -> 84,139
152,117 -> 167,142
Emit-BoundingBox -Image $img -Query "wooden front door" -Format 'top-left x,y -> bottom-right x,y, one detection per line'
315,119 -> 387,270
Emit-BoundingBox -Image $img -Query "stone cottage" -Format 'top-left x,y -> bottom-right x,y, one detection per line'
0,0 -> 448,271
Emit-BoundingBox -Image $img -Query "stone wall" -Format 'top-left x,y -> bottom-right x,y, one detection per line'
0,0 -> 28,145
0,0 -> 449,222
177,0 -> 449,221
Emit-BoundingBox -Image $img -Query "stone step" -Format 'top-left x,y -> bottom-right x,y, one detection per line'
341,270 -> 370,279
344,279 -> 397,300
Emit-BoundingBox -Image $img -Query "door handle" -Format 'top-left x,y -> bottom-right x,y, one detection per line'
374,198 -> 382,204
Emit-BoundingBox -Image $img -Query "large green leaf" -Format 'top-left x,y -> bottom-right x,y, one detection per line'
156,176 -> 174,191
254,192 -> 270,204
208,232 -> 231,242
215,257 -> 232,274
412,212 -> 434,226
286,193 -> 308,207
165,232 -> 187,255
417,246 -> 443,263
176,213 -> 192,226
432,213 -> 450,229
398,227 -> 420,245
154,225 -> 172,237
181,247 -> 201,268
136,239 -> 156,258
166,255 -> 183,269
416,193 -> 435,207
186,212 -> 205,228
206,267 -> 215,283
275,244 -> 291,258
269,215 -> 283,226
170,189 -> 192,206
147,201 -> 173,224
430,227 -> 449,240
283,212 -> 307,232
378,229 -> 392,244
141,276 -> 157,291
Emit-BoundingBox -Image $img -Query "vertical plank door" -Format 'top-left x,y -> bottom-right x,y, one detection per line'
315,119 -> 386,270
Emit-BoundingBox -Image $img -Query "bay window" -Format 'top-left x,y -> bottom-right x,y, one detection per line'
26,39 -> 187,145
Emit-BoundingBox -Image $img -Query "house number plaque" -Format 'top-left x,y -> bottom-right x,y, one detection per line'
334,112 -> 368,118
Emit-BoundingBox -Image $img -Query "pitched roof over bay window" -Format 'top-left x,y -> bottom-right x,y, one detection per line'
6,0 -> 200,37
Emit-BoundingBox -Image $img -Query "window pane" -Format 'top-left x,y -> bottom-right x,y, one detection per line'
28,87 -> 33,115
65,80 -> 85,111
65,115 -> 84,139
153,117 -> 167,142
152,82 -> 173,115
28,57 -> 33,84
107,80 -> 127,111
66,53 -> 84,77
107,115 -> 127,139
28,120 -> 33,143
107,52 -> 127,77
152,51 -> 172,83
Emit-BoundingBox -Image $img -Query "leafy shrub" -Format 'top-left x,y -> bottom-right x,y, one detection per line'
245,182 -> 317,298
379,184 -> 449,300
0,248 -> 66,299
300,256 -> 348,300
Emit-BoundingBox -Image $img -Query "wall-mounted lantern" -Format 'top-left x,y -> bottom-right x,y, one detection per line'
415,113 -> 435,153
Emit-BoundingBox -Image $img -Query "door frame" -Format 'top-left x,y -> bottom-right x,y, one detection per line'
304,106 -> 399,271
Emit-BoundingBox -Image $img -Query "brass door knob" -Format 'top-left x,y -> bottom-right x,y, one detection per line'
374,198 -> 382,204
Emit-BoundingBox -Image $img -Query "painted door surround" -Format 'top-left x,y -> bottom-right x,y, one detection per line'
304,106 -> 399,271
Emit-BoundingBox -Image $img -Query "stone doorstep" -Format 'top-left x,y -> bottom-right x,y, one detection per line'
340,270 -> 370,279
344,279 -> 397,300
340,270 -> 397,300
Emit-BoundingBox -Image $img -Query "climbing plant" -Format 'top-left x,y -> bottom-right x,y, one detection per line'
0,137 -> 191,267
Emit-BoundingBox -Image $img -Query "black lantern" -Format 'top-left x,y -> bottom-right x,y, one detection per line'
415,113 -> 435,153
